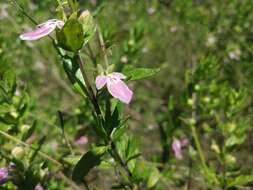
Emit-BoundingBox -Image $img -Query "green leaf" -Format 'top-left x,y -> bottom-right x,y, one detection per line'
78,10 -> 97,45
123,66 -> 160,81
63,155 -> 82,165
147,167 -> 160,188
111,121 -> 128,142
3,70 -> 16,95
21,121 -> 36,141
91,145 -> 110,155
56,19 -> 84,52
104,105 -> 120,134
227,175 -> 253,188
0,103 -> 11,114
72,151 -> 102,182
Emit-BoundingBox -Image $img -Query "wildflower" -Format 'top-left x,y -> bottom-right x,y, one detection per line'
120,56 -> 128,64
34,183 -> 44,190
170,26 -> 178,33
228,49 -> 241,61
206,35 -> 217,47
172,138 -> 189,160
0,167 -> 9,185
75,136 -> 88,145
95,72 -> 133,104
20,19 -> 64,41
147,7 -> 156,15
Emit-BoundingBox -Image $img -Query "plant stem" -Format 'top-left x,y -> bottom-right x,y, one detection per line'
97,26 -> 109,70
56,0 -> 67,21
74,53 -> 135,185
0,129 -> 62,167
75,54 -> 101,116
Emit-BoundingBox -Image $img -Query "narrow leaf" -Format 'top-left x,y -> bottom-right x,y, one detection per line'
123,66 -> 160,81
72,151 -> 101,182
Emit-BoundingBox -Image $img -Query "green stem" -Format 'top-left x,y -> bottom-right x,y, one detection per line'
190,125 -> 219,184
97,26 -> 109,71
56,0 -> 67,21
74,53 -> 135,184
0,130 -> 62,167
75,54 -> 101,116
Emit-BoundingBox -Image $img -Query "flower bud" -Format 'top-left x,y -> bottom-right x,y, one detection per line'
211,141 -> 220,154
187,98 -> 194,106
194,84 -> 200,91
12,146 -> 25,159
189,118 -> 196,125
203,96 -> 210,103
225,154 -> 236,165
20,124 -> 31,133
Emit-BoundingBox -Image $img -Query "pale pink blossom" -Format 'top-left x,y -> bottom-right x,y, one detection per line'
75,136 -> 88,145
228,49 -> 241,61
95,72 -> 133,104
147,7 -> 156,15
20,19 -> 64,41
34,183 -> 44,190
172,138 -> 189,160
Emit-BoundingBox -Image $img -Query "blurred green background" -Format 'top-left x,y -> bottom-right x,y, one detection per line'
1,0 -> 253,189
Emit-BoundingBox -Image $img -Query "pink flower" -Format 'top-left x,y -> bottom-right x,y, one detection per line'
172,138 -> 189,160
0,167 -> 9,185
20,19 -> 64,41
34,183 -> 44,190
95,72 -> 133,104
75,136 -> 88,145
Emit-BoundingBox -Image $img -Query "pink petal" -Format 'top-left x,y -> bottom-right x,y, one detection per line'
95,75 -> 107,90
107,79 -> 133,104
55,20 -> 65,29
180,138 -> 189,147
75,136 -> 88,145
172,139 -> 183,160
112,72 -> 127,80
20,21 -> 57,41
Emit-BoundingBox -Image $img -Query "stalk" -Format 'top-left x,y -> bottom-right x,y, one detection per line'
74,53 -> 135,185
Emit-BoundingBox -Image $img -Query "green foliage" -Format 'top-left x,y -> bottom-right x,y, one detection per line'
72,150 -> 102,182
123,66 -> 160,81
56,18 -> 84,52
1,0 -> 253,189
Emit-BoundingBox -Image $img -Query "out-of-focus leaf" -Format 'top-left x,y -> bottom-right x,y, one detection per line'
63,155 -> 82,166
3,70 -> 16,95
22,121 -> 36,141
227,175 -> 253,188
91,145 -> 110,155
147,167 -> 160,188
123,66 -> 160,81
29,136 -> 46,163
